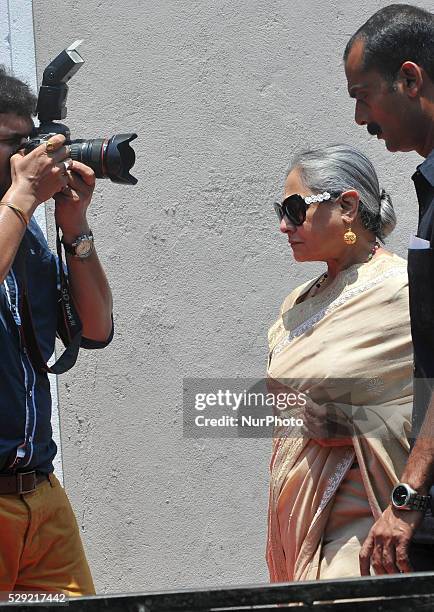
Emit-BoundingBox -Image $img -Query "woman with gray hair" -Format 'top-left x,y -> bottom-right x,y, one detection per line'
266,144 -> 413,580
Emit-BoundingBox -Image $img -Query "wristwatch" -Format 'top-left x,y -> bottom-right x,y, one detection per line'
391,482 -> 431,512
62,231 -> 94,259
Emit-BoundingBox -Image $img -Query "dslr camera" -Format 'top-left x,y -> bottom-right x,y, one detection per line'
25,40 -> 137,185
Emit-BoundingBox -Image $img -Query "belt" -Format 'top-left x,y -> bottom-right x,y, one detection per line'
0,471 -> 49,495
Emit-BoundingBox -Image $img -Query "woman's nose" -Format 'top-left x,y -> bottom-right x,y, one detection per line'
279,216 -> 296,234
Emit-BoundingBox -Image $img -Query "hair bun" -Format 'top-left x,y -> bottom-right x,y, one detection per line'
378,188 -> 396,238
380,188 -> 389,201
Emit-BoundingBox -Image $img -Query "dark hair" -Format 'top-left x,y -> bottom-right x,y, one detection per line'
0,65 -> 36,117
344,4 -> 434,83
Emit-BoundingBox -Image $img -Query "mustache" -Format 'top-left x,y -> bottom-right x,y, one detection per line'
367,122 -> 382,136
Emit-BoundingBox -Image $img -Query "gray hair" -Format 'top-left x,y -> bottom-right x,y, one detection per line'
289,144 -> 396,241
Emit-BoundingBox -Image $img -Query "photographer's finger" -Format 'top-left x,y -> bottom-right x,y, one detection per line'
48,144 -> 72,163
59,185 -> 74,196
44,134 -> 66,154
64,169 -> 86,193
56,159 -> 73,176
56,168 -> 71,194
67,160 -> 96,186
50,163 -> 70,192
10,149 -> 26,161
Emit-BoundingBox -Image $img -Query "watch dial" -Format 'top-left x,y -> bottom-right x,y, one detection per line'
77,241 -> 91,256
393,485 -> 408,506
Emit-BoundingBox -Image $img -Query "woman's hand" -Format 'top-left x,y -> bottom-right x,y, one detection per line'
303,399 -> 353,446
266,377 -> 353,445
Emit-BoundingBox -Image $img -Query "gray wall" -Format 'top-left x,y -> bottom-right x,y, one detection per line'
32,0 -> 430,594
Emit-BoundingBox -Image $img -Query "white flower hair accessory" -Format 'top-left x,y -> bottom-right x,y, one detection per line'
304,192 -> 332,205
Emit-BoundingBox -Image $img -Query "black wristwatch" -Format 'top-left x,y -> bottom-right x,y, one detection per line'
62,230 -> 94,259
391,483 -> 431,512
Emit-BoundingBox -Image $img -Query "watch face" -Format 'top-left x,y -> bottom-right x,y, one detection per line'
393,485 -> 409,506
76,240 -> 92,256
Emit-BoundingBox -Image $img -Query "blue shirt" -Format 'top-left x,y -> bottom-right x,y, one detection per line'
0,219 -> 112,474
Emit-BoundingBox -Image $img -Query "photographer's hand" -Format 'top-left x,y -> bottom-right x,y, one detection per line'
8,134 -> 70,208
54,161 -> 113,343
54,160 -> 94,239
0,135 -> 71,284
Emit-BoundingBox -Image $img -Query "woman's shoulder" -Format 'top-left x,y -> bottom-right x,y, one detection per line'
359,251 -> 408,286
348,251 -> 409,311
377,251 -> 407,269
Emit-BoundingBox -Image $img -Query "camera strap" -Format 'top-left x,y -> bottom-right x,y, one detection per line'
15,228 -> 82,375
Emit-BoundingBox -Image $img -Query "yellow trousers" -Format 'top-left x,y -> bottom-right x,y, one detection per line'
0,474 -> 95,596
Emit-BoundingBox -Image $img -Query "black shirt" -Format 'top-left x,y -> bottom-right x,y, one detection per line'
414,150 -> 434,240
409,148 -> 434,437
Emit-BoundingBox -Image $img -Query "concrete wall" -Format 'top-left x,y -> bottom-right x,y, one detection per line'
31,0 -> 431,594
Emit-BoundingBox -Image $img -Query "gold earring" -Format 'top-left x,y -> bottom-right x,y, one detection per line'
344,227 -> 357,245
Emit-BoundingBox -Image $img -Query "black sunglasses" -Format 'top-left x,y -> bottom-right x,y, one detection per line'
274,191 -> 341,226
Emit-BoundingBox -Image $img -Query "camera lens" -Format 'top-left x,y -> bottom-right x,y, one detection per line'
68,133 -> 137,184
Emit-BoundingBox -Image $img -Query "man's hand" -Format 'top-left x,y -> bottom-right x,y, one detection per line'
0,135 -> 72,285
8,134 -> 70,210
54,160 -> 95,240
359,505 -> 424,575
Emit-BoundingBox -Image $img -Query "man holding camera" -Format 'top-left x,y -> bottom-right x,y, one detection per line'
344,5 -> 434,575
0,67 -> 113,594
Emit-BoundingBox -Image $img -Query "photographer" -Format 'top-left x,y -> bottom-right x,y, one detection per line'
0,67 -> 113,595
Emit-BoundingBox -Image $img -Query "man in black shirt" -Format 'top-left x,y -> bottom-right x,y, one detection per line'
0,67 -> 113,593
344,4 -> 434,575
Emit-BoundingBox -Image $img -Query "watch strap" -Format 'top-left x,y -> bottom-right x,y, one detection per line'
410,493 -> 431,512
62,240 -> 75,255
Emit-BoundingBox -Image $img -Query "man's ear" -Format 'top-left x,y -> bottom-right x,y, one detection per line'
339,189 -> 360,225
399,61 -> 423,97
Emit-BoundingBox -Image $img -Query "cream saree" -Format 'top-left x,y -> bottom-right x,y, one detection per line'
266,253 -> 413,581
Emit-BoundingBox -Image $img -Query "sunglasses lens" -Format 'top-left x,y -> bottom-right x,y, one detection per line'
281,195 -> 306,226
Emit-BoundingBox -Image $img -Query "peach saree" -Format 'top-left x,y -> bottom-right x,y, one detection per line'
266,253 -> 413,581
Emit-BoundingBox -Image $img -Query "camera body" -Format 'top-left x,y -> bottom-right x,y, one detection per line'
25,41 -> 137,185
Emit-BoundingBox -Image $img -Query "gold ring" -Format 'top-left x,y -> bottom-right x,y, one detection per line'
46,141 -> 56,153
